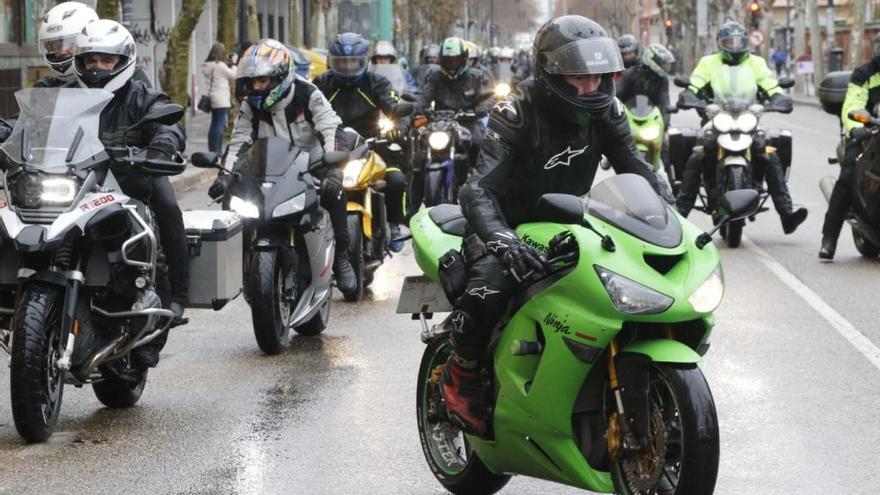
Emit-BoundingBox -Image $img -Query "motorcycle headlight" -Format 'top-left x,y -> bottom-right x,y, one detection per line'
712,112 -> 735,133
41,178 -> 78,204
595,265 -> 674,315
638,125 -> 662,142
429,131 -> 451,150
230,195 -> 260,219
12,174 -> 44,209
688,265 -> 724,313
735,113 -> 758,133
494,82 -> 511,98
272,193 -> 306,218
379,116 -> 394,134
343,159 -> 366,189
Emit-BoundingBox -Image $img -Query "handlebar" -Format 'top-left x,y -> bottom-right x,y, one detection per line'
105,146 -> 186,176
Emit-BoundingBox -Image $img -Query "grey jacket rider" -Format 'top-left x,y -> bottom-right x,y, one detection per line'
224,76 -> 344,170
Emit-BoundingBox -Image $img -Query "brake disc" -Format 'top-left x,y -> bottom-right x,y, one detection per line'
621,407 -> 668,493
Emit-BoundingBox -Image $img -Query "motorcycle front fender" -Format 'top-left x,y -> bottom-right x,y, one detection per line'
620,338 -> 701,364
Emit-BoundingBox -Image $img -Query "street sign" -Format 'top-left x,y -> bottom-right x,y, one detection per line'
749,29 -> 765,47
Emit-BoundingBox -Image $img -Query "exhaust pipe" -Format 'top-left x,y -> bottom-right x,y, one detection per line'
79,334 -> 126,379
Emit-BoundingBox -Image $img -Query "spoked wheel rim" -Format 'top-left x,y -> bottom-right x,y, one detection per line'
41,306 -> 64,425
420,341 -> 471,476
615,368 -> 684,495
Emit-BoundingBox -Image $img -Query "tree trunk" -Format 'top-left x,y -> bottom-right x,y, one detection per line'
246,0 -> 260,42
96,0 -> 120,20
161,0 -> 208,107
290,0 -> 303,46
794,0 -> 807,94
217,0 -> 236,51
808,0 -> 824,84
851,0 -> 867,67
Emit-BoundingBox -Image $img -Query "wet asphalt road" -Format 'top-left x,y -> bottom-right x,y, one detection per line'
1,102 -> 879,494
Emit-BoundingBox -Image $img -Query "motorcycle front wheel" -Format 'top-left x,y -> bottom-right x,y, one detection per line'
249,250 -> 293,354
724,166 -> 746,248
10,285 -> 65,443
415,337 -> 510,495
610,364 -> 719,495
852,226 -> 880,258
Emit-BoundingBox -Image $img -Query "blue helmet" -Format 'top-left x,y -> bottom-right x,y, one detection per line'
329,32 -> 370,82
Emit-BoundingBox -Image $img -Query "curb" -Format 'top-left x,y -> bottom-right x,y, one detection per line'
170,168 -> 216,196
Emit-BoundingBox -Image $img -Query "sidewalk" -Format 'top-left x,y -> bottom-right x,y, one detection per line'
169,110 -> 217,196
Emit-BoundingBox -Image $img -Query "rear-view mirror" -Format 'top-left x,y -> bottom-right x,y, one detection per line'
673,75 -> 691,88
777,77 -> 795,89
393,102 -> 414,118
191,151 -> 220,169
142,104 -> 184,126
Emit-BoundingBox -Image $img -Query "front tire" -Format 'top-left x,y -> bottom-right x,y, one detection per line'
10,285 -> 65,443
249,250 -> 292,354
852,226 -> 880,257
610,364 -> 719,495
344,213 -> 365,302
724,166 -> 746,248
416,337 -> 511,495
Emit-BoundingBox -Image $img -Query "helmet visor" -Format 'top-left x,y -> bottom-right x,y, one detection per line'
542,37 -> 624,75
329,55 -> 368,77
440,54 -> 467,73
720,34 -> 748,54
41,35 -> 77,62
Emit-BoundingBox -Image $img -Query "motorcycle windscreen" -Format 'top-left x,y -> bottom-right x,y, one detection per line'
627,94 -> 656,120
370,64 -> 408,94
237,137 -> 306,177
709,65 -> 758,113
586,174 -> 682,248
0,88 -> 112,172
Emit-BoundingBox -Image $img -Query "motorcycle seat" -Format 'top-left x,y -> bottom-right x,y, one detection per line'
428,204 -> 467,237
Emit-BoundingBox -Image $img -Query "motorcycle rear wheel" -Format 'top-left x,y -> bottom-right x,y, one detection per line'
416,337 -> 511,495
250,250 -> 293,354
10,285 -> 65,443
610,364 -> 719,495
93,366 -> 147,408
852,226 -> 880,258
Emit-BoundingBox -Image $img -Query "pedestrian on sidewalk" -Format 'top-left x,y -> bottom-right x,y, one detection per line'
202,43 -> 237,154
772,47 -> 787,77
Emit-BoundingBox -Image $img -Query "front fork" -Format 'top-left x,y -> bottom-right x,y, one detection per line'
607,337 -> 653,458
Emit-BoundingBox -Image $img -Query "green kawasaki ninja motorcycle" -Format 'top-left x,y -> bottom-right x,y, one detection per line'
397,174 -> 758,494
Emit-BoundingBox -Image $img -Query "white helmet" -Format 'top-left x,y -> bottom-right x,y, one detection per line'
74,19 -> 136,93
39,1 -> 98,81
372,40 -> 398,63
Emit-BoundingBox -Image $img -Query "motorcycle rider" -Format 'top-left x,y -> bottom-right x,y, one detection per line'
413,43 -> 440,88
618,34 -> 641,69
616,43 -> 675,127
72,20 -> 188,369
439,16 -> 669,436
313,33 -> 411,252
675,21 -> 807,234
209,38 -> 358,296
820,33 -> 880,259
371,40 -> 418,93
466,41 -> 494,87
36,2 -> 151,88
418,37 -> 492,182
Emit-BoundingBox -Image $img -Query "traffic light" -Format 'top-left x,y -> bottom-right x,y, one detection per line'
748,0 -> 761,28
664,18 -> 673,38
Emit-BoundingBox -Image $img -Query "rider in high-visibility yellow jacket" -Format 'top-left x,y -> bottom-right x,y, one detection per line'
820,33 -> 880,259
675,20 -> 807,235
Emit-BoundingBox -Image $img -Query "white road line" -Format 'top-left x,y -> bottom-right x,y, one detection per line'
744,238 -> 880,371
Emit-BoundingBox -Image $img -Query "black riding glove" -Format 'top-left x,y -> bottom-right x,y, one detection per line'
768,92 -> 793,114
208,174 -> 232,200
146,144 -> 173,161
850,126 -> 872,142
387,126 -> 406,142
322,168 -> 344,200
485,230 -> 548,285
677,90 -> 704,110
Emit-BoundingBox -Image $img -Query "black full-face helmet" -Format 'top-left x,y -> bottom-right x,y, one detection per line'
618,34 -> 640,69
533,15 -> 624,122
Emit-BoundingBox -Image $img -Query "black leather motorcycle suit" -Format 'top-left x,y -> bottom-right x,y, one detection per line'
616,64 -> 672,127
88,79 -> 187,307
448,79 -> 665,359
312,71 -> 409,225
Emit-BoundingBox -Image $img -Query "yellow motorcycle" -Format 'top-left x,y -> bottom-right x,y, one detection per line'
341,106 -> 412,301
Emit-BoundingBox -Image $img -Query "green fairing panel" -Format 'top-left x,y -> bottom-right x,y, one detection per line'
621,338 -> 702,363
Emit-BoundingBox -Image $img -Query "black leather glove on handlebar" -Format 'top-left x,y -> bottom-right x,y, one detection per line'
677,90 -> 705,110
322,168 -> 344,200
768,93 -> 793,114
208,174 -> 232,200
146,142 -> 175,161
485,230 -> 548,286
850,126 -> 872,142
